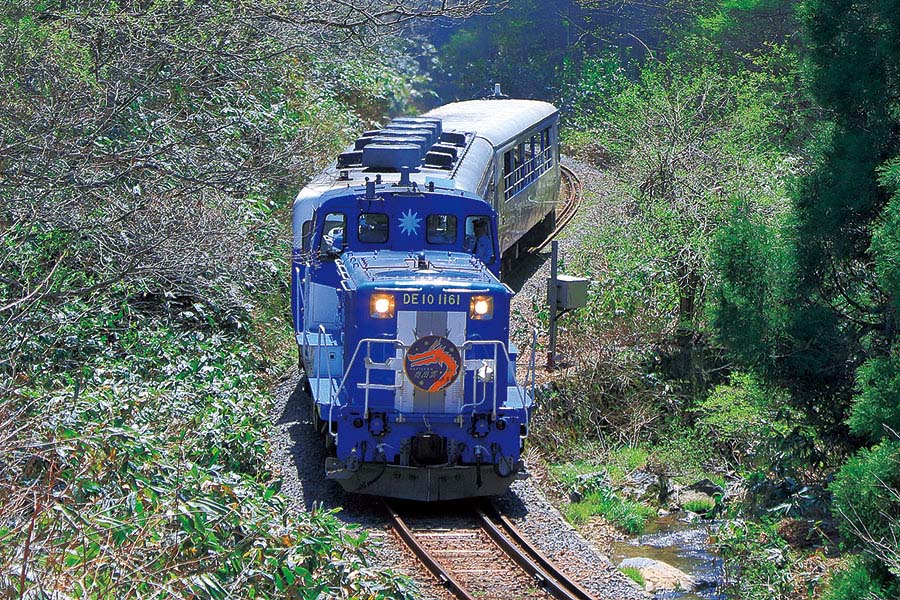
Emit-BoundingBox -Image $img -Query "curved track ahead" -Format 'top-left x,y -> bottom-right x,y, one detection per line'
384,500 -> 597,600
531,164 -> 583,253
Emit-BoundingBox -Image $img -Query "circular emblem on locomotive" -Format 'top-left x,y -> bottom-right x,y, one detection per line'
404,335 -> 462,393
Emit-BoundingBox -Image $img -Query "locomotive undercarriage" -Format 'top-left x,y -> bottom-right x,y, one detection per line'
324,458 -> 526,501
321,408 -> 528,501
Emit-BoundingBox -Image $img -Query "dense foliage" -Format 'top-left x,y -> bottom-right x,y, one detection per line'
0,0 -> 494,596
710,0 -> 900,595
422,0 -> 701,105
524,0 -> 899,596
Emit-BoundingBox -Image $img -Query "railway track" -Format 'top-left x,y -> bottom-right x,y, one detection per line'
384,500 -> 597,600
531,164 -> 583,253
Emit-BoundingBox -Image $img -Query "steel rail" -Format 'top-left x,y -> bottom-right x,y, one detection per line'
386,499 -> 596,600
532,165 -> 583,253
482,504 -> 598,600
474,506 -> 596,600
383,500 -> 476,600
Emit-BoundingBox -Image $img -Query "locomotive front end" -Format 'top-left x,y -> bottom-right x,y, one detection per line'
327,256 -> 528,500
295,187 -> 533,501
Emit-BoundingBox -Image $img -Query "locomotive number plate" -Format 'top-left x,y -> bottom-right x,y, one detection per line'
401,292 -> 460,306
404,335 -> 462,393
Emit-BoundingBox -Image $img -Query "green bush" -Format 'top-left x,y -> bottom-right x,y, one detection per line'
717,519 -> 799,600
695,372 -> 797,467
564,487 -> 655,534
823,556 -> 893,600
849,350 -> 900,443
648,429 -> 723,486
830,441 -> 900,553
683,498 -> 716,515
0,313 -> 416,598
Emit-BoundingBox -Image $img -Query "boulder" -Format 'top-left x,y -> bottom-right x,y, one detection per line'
569,470 -> 609,503
685,478 -> 725,497
620,470 -> 658,500
618,557 -> 697,593
676,478 -> 724,511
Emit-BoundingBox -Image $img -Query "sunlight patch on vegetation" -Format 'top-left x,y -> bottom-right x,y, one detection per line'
563,488 -> 656,534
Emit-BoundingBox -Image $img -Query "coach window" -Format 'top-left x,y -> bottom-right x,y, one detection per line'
358,213 -> 388,244
503,150 -> 514,200
464,216 -> 494,263
526,135 -> 537,183
318,212 -> 346,256
426,214 -> 457,244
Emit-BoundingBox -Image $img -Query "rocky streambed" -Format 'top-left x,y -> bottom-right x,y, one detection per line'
612,512 -> 725,599
564,468 -> 735,598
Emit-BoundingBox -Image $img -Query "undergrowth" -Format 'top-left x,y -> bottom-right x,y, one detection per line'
0,304 -> 415,598
563,487 -> 655,534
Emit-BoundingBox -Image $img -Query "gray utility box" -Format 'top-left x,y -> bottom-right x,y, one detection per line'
547,274 -> 590,310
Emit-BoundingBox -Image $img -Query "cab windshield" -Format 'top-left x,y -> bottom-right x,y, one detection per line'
427,214 -> 457,244
464,216 -> 494,263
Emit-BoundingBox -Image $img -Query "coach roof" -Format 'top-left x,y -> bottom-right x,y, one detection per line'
425,99 -> 558,149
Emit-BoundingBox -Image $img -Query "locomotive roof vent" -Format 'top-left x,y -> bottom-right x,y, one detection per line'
336,116 -> 471,172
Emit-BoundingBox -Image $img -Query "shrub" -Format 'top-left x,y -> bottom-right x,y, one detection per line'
683,498 -> 716,515
0,314 -> 416,598
695,372 -> 797,467
830,440 -> 900,553
849,349 -> 900,443
564,487 -> 655,534
717,519 -> 808,600
647,428 -> 723,485
823,556 -> 892,600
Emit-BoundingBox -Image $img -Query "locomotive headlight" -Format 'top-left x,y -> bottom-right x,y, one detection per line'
469,295 -> 493,320
370,293 -> 395,318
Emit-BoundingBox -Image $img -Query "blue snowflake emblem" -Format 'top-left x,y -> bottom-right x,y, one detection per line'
398,209 -> 422,236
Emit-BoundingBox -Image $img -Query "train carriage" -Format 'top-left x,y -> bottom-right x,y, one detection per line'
291,98 -> 559,501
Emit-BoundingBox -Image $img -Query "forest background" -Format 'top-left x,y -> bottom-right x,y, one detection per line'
1,0 -> 898,598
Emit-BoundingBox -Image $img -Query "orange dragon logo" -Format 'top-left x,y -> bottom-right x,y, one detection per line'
404,335 -> 462,393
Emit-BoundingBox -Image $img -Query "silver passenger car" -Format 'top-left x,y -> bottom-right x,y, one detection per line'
425,99 -> 560,258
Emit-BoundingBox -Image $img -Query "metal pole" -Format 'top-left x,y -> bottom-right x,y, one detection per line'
547,240 -> 558,370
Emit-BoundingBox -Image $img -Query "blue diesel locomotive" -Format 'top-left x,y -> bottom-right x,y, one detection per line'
291,98 -> 559,501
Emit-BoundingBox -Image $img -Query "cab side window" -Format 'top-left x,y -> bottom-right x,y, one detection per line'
464,216 -> 494,263
359,213 -> 388,244
318,212 -> 346,256
426,214 -> 457,244
301,220 -> 313,252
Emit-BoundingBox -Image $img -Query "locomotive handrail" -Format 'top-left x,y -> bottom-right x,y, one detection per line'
327,336 -> 533,424
328,337 -> 403,420
461,339 -> 532,424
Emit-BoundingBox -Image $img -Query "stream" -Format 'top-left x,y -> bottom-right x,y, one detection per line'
610,512 -> 727,599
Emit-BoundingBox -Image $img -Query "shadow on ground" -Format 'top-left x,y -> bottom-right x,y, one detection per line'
503,250 -> 549,293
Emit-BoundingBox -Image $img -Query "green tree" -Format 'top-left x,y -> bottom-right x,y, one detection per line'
710,0 -> 900,594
